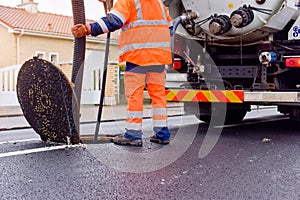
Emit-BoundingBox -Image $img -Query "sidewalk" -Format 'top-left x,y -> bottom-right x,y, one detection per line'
0,102 -> 185,130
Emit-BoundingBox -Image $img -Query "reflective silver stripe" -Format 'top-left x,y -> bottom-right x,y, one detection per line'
135,0 -> 166,20
121,0 -> 168,32
152,108 -> 167,116
109,10 -> 126,24
134,0 -> 142,20
127,111 -> 143,119
153,119 -> 167,127
97,18 -> 109,33
157,0 -> 167,21
120,42 -> 171,55
122,20 -> 168,32
126,122 -> 142,130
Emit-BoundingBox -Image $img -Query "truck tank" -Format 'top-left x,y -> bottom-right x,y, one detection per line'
168,0 -> 300,45
165,0 -> 300,123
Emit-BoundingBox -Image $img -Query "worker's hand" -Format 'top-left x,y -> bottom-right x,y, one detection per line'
98,0 -> 106,2
71,24 -> 91,38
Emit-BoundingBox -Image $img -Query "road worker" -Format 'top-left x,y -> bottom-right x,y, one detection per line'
71,0 -> 173,146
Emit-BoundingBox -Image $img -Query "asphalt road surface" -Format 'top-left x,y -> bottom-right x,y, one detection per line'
1,107 -> 300,199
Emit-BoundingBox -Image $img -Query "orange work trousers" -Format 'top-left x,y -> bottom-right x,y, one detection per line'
124,70 -> 168,132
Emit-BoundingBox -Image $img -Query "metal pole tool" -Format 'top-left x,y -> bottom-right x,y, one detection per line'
94,0 -> 114,143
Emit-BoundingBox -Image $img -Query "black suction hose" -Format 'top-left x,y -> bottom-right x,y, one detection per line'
71,0 -> 86,144
170,16 -> 183,64
170,12 -> 199,64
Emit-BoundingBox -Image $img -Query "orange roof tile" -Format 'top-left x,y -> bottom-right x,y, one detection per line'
0,5 -> 118,40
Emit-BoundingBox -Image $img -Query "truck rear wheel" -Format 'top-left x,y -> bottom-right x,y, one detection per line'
185,102 -> 250,124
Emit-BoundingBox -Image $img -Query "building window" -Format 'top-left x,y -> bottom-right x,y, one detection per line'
49,53 -> 59,64
35,51 -> 45,59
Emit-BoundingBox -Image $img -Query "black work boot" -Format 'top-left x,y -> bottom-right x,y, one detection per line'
111,135 -> 143,146
150,127 -> 170,145
150,135 -> 170,145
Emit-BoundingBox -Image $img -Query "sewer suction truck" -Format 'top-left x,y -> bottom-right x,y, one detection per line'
164,0 -> 300,123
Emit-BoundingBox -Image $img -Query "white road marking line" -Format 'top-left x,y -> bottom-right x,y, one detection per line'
0,138 -> 41,145
0,144 -> 82,158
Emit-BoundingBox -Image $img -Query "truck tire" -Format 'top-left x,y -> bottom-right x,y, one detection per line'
185,102 -> 250,124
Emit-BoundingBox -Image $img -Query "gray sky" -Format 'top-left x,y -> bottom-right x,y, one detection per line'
0,0 -> 106,20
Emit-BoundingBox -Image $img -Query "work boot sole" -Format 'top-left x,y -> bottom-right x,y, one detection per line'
150,136 -> 170,145
111,136 -> 142,146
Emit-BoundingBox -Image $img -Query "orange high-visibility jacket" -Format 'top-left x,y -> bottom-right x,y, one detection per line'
110,0 -> 173,66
